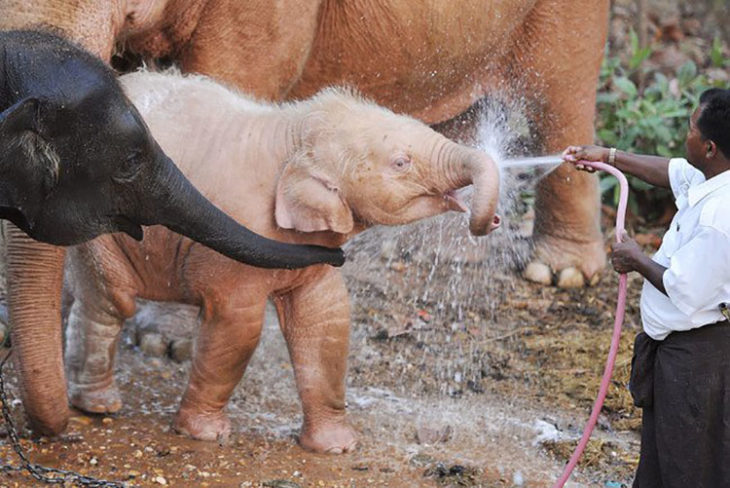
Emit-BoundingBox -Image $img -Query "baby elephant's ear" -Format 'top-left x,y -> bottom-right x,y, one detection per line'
0,97 -> 58,192
275,151 -> 354,234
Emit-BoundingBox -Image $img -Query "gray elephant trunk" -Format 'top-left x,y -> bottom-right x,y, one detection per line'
144,158 -> 345,269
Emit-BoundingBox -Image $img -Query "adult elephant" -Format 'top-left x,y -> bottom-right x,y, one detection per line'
1,0 -> 609,436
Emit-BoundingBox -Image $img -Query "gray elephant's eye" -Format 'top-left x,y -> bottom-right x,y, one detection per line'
112,150 -> 144,183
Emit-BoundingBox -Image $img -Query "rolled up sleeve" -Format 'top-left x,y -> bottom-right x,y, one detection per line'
663,226 -> 730,324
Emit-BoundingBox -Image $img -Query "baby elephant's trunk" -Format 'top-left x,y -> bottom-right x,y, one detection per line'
439,142 -> 501,235
465,149 -> 501,235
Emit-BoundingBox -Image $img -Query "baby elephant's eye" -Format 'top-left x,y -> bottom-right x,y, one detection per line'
391,156 -> 412,171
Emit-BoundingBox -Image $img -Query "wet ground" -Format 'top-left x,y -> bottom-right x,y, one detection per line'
0,200 -> 648,487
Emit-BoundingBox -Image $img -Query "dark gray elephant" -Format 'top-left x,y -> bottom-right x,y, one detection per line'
0,30 -> 344,435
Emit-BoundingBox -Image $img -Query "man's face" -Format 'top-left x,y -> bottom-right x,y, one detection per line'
686,107 -> 707,170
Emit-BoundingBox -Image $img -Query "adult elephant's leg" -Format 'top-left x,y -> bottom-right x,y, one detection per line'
272,267 -> 356,454
4,224 -> 69,435
174,292 -> 267,443
518,0 -> 610,288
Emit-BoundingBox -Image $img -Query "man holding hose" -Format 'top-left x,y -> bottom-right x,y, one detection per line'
563,87 -> 730,487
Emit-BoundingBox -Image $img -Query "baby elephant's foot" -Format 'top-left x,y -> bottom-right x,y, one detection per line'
68,382 -> 123,414
174,408 -> 231,444
299,419 -> 358,454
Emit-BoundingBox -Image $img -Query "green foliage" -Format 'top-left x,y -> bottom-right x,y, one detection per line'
711,37 -> 730,68
595,33 -> 730,218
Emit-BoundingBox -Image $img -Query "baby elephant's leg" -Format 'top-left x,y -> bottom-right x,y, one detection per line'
174,297 -> 266,443
66,297 -> 128,414
273,268 -> 356,454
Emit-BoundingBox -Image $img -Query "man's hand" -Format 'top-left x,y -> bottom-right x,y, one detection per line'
610,231 -> 644,274
611,230 -> 668,294
562,145 -> 610,172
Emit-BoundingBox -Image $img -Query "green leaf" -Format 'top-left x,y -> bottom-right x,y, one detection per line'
654,72 -> 669,87
628,194 -> 640,215
630,46 -> 653,71
596,129 -> 618,146
614,77 -> 638,97
629,29 -> 639,54
630,178 -> 654,191
677,61 -> 698,87
599,176 -> 618,194
656,145 -> 674,158
660,108 -> 689,119
596,92 -> 620,104
654,124 -> 673,143
711,37 -> 725,68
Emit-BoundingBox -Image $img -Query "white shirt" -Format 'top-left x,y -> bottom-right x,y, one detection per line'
640,158 -> 730,340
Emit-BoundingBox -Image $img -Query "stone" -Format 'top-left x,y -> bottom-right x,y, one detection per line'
262,481 -> 302,488
170,338 -> 193,363
416,424 -> 453,445
139,332 -> 167,357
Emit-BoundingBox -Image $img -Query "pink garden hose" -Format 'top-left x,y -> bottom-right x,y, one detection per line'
552,161 -> 629,488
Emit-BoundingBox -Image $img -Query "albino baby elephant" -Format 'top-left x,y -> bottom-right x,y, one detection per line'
65,71 -> 501,453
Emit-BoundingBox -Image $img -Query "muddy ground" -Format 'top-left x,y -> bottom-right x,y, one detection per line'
0,183 -> 651,488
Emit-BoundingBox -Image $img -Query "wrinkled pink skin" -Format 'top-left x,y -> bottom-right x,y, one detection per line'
64,74 -> 500,453
0,0 -> 608,439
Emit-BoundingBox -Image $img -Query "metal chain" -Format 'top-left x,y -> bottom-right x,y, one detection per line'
0,351 -> 129,487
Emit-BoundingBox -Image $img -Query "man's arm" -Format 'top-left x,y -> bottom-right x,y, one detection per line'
631,253 -> 667,295
563,145 -> 671,189
611,232 -> 667,295
612,150 -> 671,189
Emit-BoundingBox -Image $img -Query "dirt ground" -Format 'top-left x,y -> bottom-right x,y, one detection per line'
0,186 -> 649,488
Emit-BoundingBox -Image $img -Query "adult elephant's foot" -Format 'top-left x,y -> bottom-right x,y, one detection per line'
299,418 -> 358,454
523,235 -> 606,288
173,408 -> 231,444
68,381 -> 123,414
132,301 -> 199,362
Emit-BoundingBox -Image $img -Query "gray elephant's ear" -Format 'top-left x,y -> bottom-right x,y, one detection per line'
0,98 -> 42,133
0,97 -> 59,192
275,152 -> 354,234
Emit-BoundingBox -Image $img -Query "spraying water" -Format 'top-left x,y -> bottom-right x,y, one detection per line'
500,154 -> 563,172
349,96 -> 554,284
344,95 -> 564,397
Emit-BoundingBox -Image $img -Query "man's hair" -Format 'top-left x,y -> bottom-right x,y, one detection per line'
697,88 -> 730,158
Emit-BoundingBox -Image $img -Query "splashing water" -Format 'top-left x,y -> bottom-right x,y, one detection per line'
342,95 -> 566,398
329,100 -> 606,484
